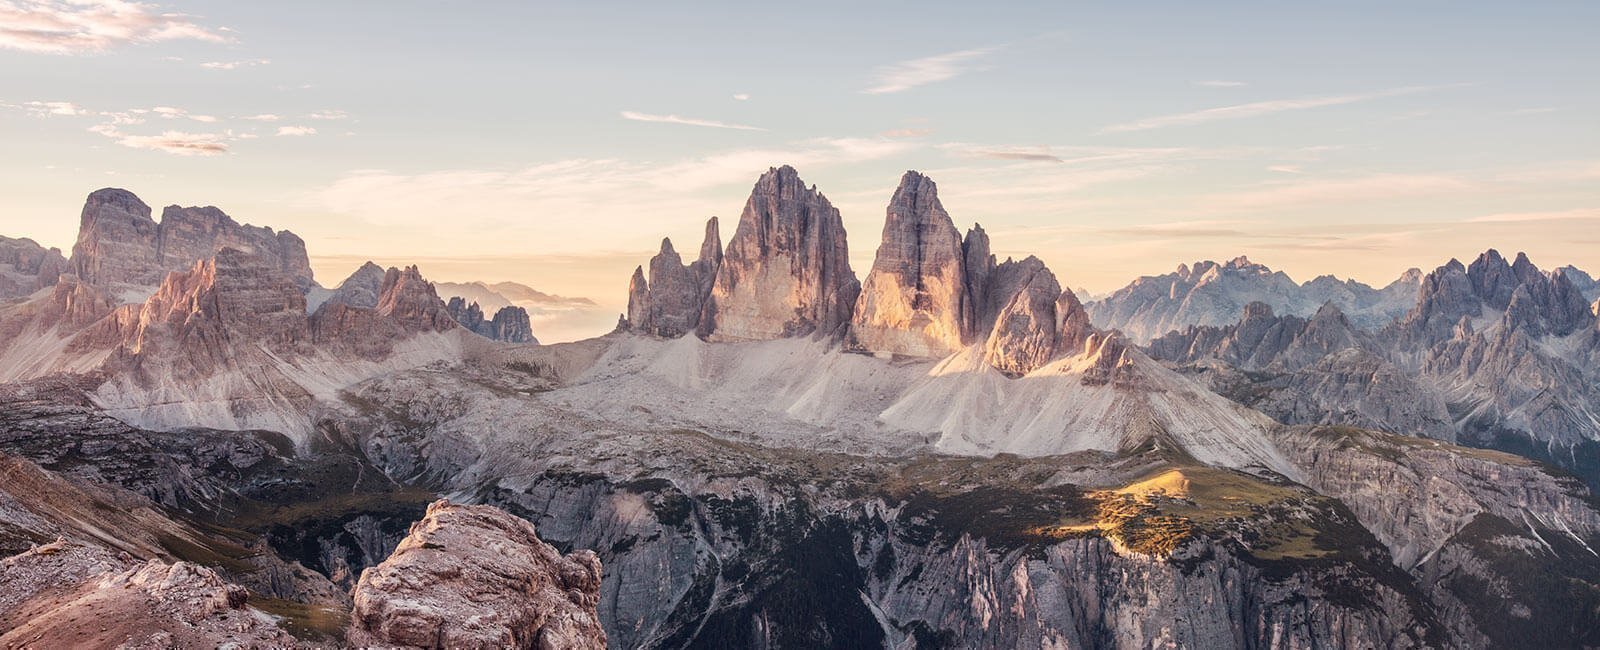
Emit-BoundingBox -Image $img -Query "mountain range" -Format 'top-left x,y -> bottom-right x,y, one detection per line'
1,167 -> 1598,648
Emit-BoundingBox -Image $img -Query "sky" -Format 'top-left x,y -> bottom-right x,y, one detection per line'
2,0 -> 1597,341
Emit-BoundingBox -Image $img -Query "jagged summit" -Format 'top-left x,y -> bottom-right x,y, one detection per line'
626,217 -> 722,338
850,169 -> 970,357
701,166 -> 859,341
622,168 -> 1099,376
1091,256 -> 1419,341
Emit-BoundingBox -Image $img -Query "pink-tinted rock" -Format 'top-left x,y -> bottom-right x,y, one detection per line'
0,235 -> 69,300
851,171 -> 971,357
69,188 -> 314,290
702,166 -> 859,341
349,499 -> 606,650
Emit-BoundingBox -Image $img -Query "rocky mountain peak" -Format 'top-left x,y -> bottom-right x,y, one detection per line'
446,297 -> 537,343
698,217 -> 723,267
327,261 -> 387,309
701,166 -> 858,341
118,248 -> 310,360
0,235 -> 69,301
628,227 -> 718,338
70,188 -> 314,292
1406,249 -> 1595,342
982,256 -> 1065,376
850,170 -> 970,357
375,265 -> 456,333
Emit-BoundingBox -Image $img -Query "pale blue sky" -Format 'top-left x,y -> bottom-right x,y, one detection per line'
2,1 -> 1597,340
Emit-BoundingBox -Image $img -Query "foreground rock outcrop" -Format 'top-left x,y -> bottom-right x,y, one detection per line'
702,166 -> 859,341
349,499 -> 606,649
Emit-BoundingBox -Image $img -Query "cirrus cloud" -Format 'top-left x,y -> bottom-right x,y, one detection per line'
620,110 -> 765,131
863,47 -> 998,95
88,123 -> 227,155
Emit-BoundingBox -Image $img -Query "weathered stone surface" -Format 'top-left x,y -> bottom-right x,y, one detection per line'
375,266 -> 457,333
702,166 -> 858,341
626,218 -> 722,339
349,499 -> 606,650
117,248 -> 310,360
1148,301 -> 1456,440
982,256 -> 1063,376
69,188 -> 314,291
962,224 -> 994,325
0,235 -> 68,301
328,261 -> 387,309
851,171 -> 970,357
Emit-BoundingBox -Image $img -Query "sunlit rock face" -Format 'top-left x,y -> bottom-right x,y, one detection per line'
851,171 -> 971,357
348,499 -> 607,650
70,188 -> 315,291
702,166 -> 859,341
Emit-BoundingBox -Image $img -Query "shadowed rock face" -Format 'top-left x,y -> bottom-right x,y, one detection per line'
447,297 -> 537,343
0,236 -> 69,301
982,256 -> 1065,376
70,188 -> 314,291
327,261 -> 387,309
627,222 -> 722,339
702,166 -> 859,341
349,499 -> 606,650
852,171 -> 971,357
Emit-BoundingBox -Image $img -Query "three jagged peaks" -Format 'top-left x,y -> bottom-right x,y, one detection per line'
622,166 -> 1098,376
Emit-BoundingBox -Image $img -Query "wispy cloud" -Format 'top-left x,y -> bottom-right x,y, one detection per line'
276,125 -> 316,136
311,137 -> 914,235
0,0 -> 228,54
1467,208 -> 1600,223
1200,174 -> 1474,210
21,100 -> 88,116
863,47 -> 997,95
732,93 -> 750,101
88,123 -> 228,155
307,109 -> 349,120
241,113 -> 280,122
619,110 -> 765,131
200,58 -> 269,70
1102,86 -> 1445,133
1194,80 -> 1247,88
880,127 -> 933,139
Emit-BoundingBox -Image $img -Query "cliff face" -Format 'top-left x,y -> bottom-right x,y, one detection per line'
851,171 -> 971,357
349,499 -> 606,649
627,220 -> 721,339
0,235 -> 69,301
70,188 -> 314,291
702,166 -> 859,341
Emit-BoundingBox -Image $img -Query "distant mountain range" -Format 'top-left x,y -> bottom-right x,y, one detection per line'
2,169 -> 1599,647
